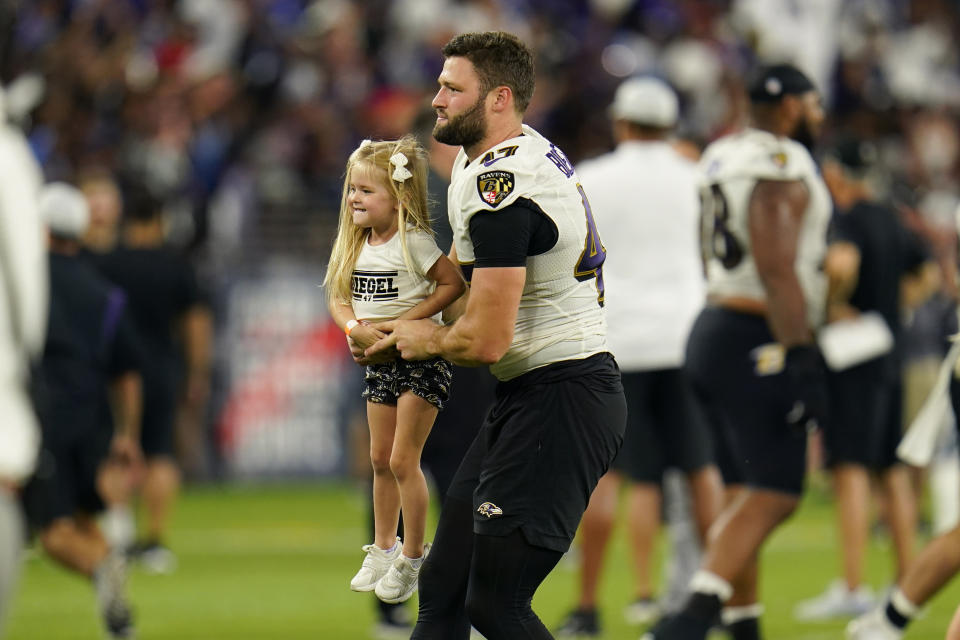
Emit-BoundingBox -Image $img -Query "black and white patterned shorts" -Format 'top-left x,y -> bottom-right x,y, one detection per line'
362,357 -> 453,410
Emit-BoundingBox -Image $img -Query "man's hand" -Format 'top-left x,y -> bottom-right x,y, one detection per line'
110,433 -> 144,470
784,344 -> 830,433
366,319 -> 440,361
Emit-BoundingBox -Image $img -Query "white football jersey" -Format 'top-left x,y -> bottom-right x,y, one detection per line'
699,128 -> 830,328
448,124 -> 608,380
351,228 -> 443,323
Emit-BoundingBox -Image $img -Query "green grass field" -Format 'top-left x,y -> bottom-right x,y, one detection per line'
5,481 -> 959,639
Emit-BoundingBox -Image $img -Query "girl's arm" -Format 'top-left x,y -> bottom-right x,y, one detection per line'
328,298 -> 386,352
394,254 -> 466,322
442,243 -> 468,323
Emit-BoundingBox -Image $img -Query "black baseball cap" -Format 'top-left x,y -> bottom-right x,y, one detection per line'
826,137 -> 879,172
748,64 -> 817,103
824,137 -> 880,179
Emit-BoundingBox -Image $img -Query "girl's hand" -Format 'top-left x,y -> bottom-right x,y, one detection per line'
349,323 -> 387,350
346,324 -> 396,365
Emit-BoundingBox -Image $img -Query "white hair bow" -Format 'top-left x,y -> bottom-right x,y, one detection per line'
390,152 -> 412,183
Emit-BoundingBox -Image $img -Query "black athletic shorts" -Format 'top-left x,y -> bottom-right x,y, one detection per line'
21,428 -> 111,530
685,307 -> 808,495
611,369 -> 714,483
363,356 -> 453,410
446,352 -> 626,553
140,359 -> 178,459
824,356 -> 901,470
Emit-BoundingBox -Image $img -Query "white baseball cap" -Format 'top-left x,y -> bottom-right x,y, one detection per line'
608,76 -> 679,128
39,182 -> 90,239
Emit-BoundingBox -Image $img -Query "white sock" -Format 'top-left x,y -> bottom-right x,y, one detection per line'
722,603 -> 764,625
890,587 -> 920,619
406,554 -> 425,570
381,541 -> 398,554
100,505 -> 135,550
689,569 -> 733,602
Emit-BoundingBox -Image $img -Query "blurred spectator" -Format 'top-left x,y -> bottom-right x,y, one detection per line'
22,182 -> 142,640
794,138 -> 936,622
86,182 -> 212,574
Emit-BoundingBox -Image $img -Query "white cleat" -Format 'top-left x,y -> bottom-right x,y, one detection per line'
795,579 -> 876,621
375,543 -> 431,604
350,537 -> 401,592
624,597 -> 662,626
846,607 -> 904,640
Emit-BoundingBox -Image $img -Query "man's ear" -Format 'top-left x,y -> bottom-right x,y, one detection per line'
489,85 -> 514,113
781,94 -> 802,123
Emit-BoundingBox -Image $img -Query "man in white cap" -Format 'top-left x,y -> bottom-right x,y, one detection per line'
0,86 -> 47,640
555,76 -> 722,638
19,182 -> 144,639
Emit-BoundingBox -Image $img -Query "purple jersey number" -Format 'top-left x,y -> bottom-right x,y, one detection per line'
573,184 -> 606,307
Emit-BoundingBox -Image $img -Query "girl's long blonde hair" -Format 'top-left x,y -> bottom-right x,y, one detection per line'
323,135 -> 432,305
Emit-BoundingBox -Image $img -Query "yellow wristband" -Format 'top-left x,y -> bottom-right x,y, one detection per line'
344,319 -> 359,336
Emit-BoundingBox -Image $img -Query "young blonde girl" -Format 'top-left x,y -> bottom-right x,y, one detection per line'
324,136 -> 464,604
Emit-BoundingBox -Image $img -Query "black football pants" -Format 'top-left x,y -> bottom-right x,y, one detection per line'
410,495 -> 562,639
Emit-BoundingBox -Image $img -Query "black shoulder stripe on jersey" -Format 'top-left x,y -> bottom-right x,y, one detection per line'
468,199 -> 559,268
512,197 -> 558,257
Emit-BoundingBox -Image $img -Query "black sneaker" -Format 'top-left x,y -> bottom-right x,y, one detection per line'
640,612 -> 711,640
94,552 -> 135,639
555,609 -> 600,637
373,603 -> 412,639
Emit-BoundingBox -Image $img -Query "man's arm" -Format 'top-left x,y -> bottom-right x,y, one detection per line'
367,265 -> 524,366
441,243 -> 468,323
181,305 -> 212,407
108,369 -> 144,467
901,261 -> 941,310
749,178 -> 812,347
823,240 -> 861,321
750,177 -> 829,430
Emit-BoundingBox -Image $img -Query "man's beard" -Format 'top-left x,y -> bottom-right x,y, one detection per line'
792,116 -> 817,152
433,95 -> 486,148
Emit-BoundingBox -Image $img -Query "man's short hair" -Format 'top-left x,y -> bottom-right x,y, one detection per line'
441,32 -> 535,112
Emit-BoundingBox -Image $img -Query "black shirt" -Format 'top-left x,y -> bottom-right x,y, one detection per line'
87,246 -> 204,363
830,199 -> 928,341
39,253 -> 143,441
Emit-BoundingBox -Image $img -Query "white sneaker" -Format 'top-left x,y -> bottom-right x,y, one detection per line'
624,597 -> 661,626
846,607 -> 904,639
375,543 -> 431,604
137,543 -> 177,575
350,537 -> 401,592
795,579 -> 876,621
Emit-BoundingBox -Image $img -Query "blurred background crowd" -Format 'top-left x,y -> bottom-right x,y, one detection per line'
3,0 -> 960,483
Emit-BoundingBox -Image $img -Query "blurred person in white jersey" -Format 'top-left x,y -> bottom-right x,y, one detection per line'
554,76 -> 722,638
365,31 -> 626,640
0,86 -> 47,639
644,63 -> 831,640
